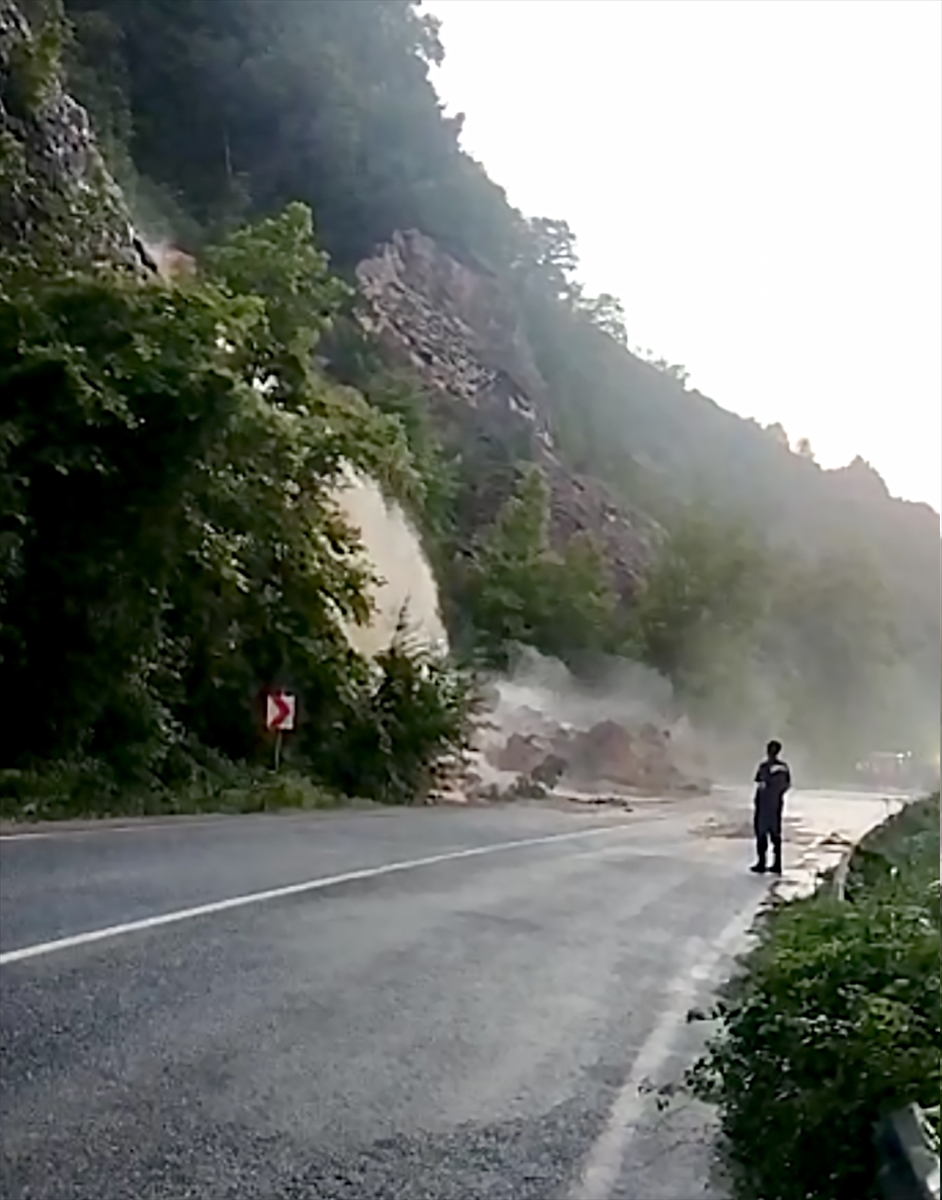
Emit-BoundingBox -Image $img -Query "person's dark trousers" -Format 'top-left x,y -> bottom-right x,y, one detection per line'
754,795 -> 784,872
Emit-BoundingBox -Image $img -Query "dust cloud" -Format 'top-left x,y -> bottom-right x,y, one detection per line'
138,235 -> 195,280
333,470 -> 448,658
470,647 -> 716,795
487,646 -> 673,734
474,647 -> 810,793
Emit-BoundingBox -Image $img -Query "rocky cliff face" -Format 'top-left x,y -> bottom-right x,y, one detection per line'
0,0 -> 148,274
357,230 -> 659,593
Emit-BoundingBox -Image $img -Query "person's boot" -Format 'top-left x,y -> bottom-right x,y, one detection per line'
750,860 -> 767,874
770,857 -> 783,876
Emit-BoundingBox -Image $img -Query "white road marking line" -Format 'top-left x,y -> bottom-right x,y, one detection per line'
0,828 -> 147,842
0,823 -> 629,966
0,814 -> 313,841
569,898 -> 761,1200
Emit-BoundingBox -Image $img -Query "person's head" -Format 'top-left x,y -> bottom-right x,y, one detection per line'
766,739 -> 783,759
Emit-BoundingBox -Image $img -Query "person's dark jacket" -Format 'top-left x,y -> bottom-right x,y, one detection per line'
754,758 -> 791,802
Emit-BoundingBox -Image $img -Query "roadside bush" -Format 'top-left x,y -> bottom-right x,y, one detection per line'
0,639 -> 473,819
688,795 -> 940,1200
846,793 -> 941,904
326,632 -> 473,805
0,758 -> 342,821
0,205 -> 474,815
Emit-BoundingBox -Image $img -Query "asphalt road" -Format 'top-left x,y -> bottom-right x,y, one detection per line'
0,797 -> 770,1200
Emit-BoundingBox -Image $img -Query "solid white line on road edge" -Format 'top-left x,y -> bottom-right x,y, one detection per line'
0,822 -> 222,842
0,813 -> 340,841
0,823 -> 629,967
569,897 -> 761,1200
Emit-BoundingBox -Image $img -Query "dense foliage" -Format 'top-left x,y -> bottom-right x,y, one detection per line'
688,795 -> 941,1200
462,465 -> 617,666
0,204 -> 470,811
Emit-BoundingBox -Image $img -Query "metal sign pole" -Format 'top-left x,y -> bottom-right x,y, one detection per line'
266,690 -> 295,773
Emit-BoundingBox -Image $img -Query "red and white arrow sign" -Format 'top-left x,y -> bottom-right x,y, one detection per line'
265,691 -> 296,732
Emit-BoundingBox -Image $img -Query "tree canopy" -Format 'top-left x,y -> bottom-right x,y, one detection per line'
0,203 -> 467,807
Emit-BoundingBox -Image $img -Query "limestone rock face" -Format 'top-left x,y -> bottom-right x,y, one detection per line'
0,0 -> 149,274
357,229 -> 660,594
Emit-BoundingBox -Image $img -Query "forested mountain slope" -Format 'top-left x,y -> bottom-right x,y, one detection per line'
58,0 -> 938,572
2,0 -> 938,803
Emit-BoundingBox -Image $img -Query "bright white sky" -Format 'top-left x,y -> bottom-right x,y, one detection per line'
424,0 -> 942,513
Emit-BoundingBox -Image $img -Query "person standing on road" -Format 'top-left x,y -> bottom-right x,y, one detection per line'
751,739 -> 791,875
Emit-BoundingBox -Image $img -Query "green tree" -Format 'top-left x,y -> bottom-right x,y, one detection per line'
0,205 -> 467,806
330,625 -> 472,805
202,202 -> 352,396
524,216 -> 579,275
62,0 -> 522,265
466,464 -> 550,655
576,291 -> 628,345
0,267 -> 265,767
635,349 -> 689,387
631,507 -> 770,690
765,550 -> 901,770
466,465 -> 617,663
550,530 -> 619,652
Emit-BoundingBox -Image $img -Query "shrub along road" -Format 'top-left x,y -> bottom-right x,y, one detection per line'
0,792 -> 906,1199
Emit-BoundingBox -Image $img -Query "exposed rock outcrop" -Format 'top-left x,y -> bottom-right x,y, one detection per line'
357,229 -> 660,593
0,0 -> 151,274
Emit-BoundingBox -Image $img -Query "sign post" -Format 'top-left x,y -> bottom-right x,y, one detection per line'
265,690 -> 296,771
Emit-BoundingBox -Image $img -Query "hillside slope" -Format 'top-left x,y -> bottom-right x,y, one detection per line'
57,0 -> 938,558
355,228 -> 660,594
5,0 -> 939,780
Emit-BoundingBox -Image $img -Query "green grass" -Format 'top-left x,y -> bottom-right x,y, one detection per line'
0,762 -> 350,822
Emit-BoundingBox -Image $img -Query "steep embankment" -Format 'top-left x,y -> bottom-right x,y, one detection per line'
356,229 -> 660,596
0,0 -> 146,273
529,298 -> 940,624
352,226 -> 939,766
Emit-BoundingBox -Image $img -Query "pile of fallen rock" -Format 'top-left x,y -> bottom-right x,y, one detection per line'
429,702 -> 711,805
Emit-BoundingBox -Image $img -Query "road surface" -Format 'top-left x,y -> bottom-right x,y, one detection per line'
0,792 -> 884,1199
